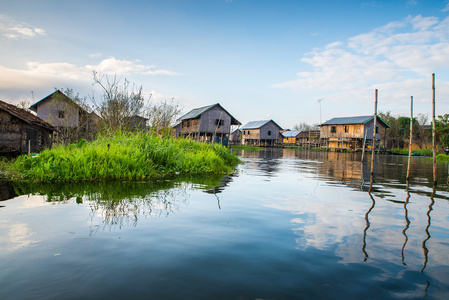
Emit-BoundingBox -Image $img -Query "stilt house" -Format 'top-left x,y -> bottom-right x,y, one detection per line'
241,120 -> 282,146
177,103 -> 241,144
320,115 -> 390,150
0,99 -> 56,154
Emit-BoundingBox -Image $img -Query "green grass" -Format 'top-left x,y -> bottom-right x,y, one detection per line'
391,148 -> 433,156
2,132 -> 240,183
230,145 -> 263,150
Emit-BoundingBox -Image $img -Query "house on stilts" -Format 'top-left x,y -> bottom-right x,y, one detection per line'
177,103 -> 241,145
241,120 -> 282,146
320,115 -> 390,151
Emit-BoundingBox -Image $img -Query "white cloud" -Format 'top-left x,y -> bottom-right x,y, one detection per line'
86,57 -> 180,76
442,1 -> 449,12
273,15 -> 449,116
89,53 -> 102,58
0,16 -> 45,40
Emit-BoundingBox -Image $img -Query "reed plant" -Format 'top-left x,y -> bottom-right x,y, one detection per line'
3,131 -> 240,182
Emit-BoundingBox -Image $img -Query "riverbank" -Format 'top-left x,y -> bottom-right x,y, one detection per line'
0,132 -> 240,183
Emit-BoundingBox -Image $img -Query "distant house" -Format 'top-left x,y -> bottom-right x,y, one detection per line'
241,120 -> 282,146
282,130 -> 320,146
282,130 -> 301,144
30,90 -> 99,141
173,122 -> 182,137
125,115 -> 148,131
320,115 -> 390,150
0,99 -> 56,154
230,129 -> 242,145
177,103 -> 241,144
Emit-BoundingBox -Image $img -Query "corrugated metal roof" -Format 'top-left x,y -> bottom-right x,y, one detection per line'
241,119 -> 282,130
178,104 -> 216,120
282,130 -> 302,137
177,103 -> 241,125
321,115 -> 390,128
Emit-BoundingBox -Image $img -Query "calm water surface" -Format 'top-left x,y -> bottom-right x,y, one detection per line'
1,149 -> 449,300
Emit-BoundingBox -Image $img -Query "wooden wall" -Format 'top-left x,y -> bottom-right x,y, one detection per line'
37,98 -> 80,128
199,106 -> 232,134
0,111 -> 52,154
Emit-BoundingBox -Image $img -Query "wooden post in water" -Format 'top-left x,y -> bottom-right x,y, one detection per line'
361,129 -> 367,162
370,89 -> 378,176
407,96 -> 413,182
432,73 -> 437,184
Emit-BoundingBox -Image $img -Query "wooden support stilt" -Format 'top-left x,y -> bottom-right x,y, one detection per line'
407,96 -> 413,182
370,89 -> 378,176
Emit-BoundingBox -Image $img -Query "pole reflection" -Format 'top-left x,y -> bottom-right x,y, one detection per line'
421,184 -> 436,274
401,180 -> 411,265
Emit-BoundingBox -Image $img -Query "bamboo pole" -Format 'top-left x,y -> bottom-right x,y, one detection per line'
361,128 -> 367,161
371,89 -> 378,176
407,96 -> 413,181
432,73 -> 437,184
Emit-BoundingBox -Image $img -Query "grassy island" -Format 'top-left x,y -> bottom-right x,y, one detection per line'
1,132 -> 240,183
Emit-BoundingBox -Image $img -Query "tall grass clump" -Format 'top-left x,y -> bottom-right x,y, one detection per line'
5,131 -> 240,182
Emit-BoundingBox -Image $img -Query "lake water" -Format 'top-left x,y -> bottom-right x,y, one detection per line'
1,149 -> 449,300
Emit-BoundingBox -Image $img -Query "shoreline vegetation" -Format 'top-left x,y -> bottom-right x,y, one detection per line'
1,132 -> 240,183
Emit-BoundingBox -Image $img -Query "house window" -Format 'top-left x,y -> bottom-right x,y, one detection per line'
58,110 -> 65,119
243,130 -> 246,135
375,126 -> 379,134
331,126 -> 336,133
344,126 -> 349,133
354,125 -> 360,133
268,130 -> 272,136
215,119 -> 224,126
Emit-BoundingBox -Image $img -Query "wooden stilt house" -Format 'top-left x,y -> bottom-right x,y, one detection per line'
177,103 -> 241,145
320,115 -> 390,150
241,120 -> 282,146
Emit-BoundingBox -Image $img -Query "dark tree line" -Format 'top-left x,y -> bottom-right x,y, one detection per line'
379,111 -> 449,151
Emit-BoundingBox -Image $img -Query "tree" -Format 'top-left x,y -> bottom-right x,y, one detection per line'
91,71 -> 145,133
435,114 -> 449,148
145,98 -> 181,136
293,122 -> 317,131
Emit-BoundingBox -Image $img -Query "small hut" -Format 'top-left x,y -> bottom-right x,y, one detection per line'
0,100 -> 56,154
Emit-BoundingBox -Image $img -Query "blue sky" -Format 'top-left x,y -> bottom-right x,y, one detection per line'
1,0 -> 448,129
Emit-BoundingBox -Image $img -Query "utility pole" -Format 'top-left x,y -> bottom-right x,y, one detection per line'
317,98 -> 323,125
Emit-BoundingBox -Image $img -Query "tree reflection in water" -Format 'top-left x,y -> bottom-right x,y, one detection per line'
11,174 -> 230,229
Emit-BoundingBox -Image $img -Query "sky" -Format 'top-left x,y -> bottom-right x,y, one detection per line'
1,0 -> 449,129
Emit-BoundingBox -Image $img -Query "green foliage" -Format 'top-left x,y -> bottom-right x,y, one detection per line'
391,147 -> 433,156
4,132 -> 240,183
435,114 -> 449,147
436,154 -> 449,161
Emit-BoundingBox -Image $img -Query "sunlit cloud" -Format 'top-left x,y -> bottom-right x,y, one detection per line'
0,57 -> 180,104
